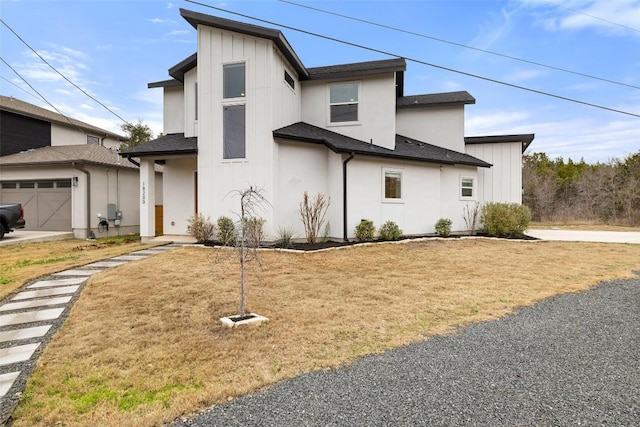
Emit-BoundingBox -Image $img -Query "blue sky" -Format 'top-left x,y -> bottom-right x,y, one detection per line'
1,0 -> 638,163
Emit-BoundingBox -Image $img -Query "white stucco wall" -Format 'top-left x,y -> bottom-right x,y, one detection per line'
161,157 -> 197,236
466,142 -> 523,204
163,86 -> 185,135
438,165 -> 478,232
300,74 -> 397,150
396,106 -> 466,152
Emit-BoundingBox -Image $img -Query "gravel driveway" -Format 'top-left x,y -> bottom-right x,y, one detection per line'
171,276 -> 640,426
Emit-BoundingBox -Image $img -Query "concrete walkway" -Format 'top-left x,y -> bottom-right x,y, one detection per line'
526,229 -> 640,244
0,243 -> 184,423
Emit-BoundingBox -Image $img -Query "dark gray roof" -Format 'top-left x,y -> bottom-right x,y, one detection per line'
119,133 -> 198,157
168,53 -> 197,82
180,9 -> 307,79
148,79 -> 183,89
465,134 -> 535,153
397,91 -> 476,109
0,96 -> 125,140
307,58 -> 406,81
273,122 -> 491,168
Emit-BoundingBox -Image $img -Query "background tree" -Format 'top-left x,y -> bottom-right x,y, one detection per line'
119,119 -> 153,151
522,150 -> 640,226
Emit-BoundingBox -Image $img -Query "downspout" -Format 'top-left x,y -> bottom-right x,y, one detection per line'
125,155 -> 140,167
73,162 -> 90,238
342,152 -> 355,242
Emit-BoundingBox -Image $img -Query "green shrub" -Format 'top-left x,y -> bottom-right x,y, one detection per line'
216,216 -> 237,246
435,218 -> 452,237
480,202 -> 532,237
243,217 -> 265,247
186,213 -> 215,243
274,227 -> 295,249
378,220 -> 402,241
354,219 -> 375,242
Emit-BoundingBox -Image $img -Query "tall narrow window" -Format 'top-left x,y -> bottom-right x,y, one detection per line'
223,105 -> 246,159
223,63 -> 245,99
461,177 -> 474,198
194,82 -> 198,120
384,170 -> 402,200
329,83 -> 358,123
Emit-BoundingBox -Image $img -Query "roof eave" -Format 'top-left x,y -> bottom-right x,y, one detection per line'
179,8 -> 308,79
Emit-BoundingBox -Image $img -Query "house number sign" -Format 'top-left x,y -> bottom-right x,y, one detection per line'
142,182 -> 146,205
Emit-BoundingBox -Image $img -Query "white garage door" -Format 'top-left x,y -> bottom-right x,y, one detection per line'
0,180 -> 72,231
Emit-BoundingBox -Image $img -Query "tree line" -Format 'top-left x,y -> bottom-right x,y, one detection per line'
523,151 -> 640,226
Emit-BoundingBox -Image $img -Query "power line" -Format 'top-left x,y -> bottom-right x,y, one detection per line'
0,18 -> 131,126
544,0 -> 640,34
0,56 -> 93,136
278,0 -> 640,91
185,0 -> 640,119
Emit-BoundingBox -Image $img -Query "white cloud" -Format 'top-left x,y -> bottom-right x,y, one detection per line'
148,18 -> 165,24
503,68 -> 546,82
466,110 -> 531,135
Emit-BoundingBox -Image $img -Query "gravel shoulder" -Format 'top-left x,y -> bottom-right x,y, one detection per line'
171,276 -> 640,427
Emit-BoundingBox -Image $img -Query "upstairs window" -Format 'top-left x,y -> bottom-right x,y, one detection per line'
284,70 -> 295,90
223,62 -> 245,99
87,135 -> 100,145
384,169 -> 402,200
329,82 -> 358,123
461,176 -> 474,199
223,104 -> 246,159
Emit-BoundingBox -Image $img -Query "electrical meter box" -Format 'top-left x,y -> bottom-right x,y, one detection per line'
107,204 -> 117,220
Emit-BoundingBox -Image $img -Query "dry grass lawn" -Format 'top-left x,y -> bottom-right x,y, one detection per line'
0,236 -> 160,300
11,239 -> 640,426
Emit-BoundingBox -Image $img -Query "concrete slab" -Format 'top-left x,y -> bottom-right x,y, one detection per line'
0,296 -> 72,312
28,278 -> 86,288
0,372 -> 21,397
130,249 -> 165,255
109,255 -> 149,261
52,269 -> 99,276
12,286 -> 80,301
0,325 -> 52,343
526,229 -> 640,244
0,343 -> 40,366
0,308 -> 65,327
85,261 -> 127,268
0,231 -> 74,246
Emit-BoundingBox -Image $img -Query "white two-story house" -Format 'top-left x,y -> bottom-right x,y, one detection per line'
121,8 -> 534,242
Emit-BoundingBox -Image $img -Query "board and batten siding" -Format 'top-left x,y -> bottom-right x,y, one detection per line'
466,142 -> 523,204
195,26 -> 301,237
163,86 -> 185,135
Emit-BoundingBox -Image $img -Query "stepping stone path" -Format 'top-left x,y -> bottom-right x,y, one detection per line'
0,244 -> 182,423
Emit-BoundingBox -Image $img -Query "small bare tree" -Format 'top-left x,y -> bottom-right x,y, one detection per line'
463,201 -> 481,235
235,187 -> 268,317
299,191 -> 331,244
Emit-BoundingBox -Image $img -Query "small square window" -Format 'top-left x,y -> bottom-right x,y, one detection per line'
461,177 -> 474,198
224,63 -> 245,99
384,170 -> 402,200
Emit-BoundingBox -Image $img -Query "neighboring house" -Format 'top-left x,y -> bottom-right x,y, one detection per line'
0,96 -> 160,237
0,95 -> 123,155
121,8 -> 534,242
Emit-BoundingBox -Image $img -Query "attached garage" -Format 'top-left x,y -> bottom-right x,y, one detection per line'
0,180 -> 72,231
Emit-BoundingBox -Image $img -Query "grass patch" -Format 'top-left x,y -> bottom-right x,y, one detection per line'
0,234 -> 161,299
529,221 -> 640,232
10,239 -> 640,426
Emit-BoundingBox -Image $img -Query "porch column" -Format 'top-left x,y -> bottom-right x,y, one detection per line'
140,159 -> 156,242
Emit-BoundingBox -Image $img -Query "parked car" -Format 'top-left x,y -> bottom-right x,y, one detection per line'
0,203 -> 26,239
